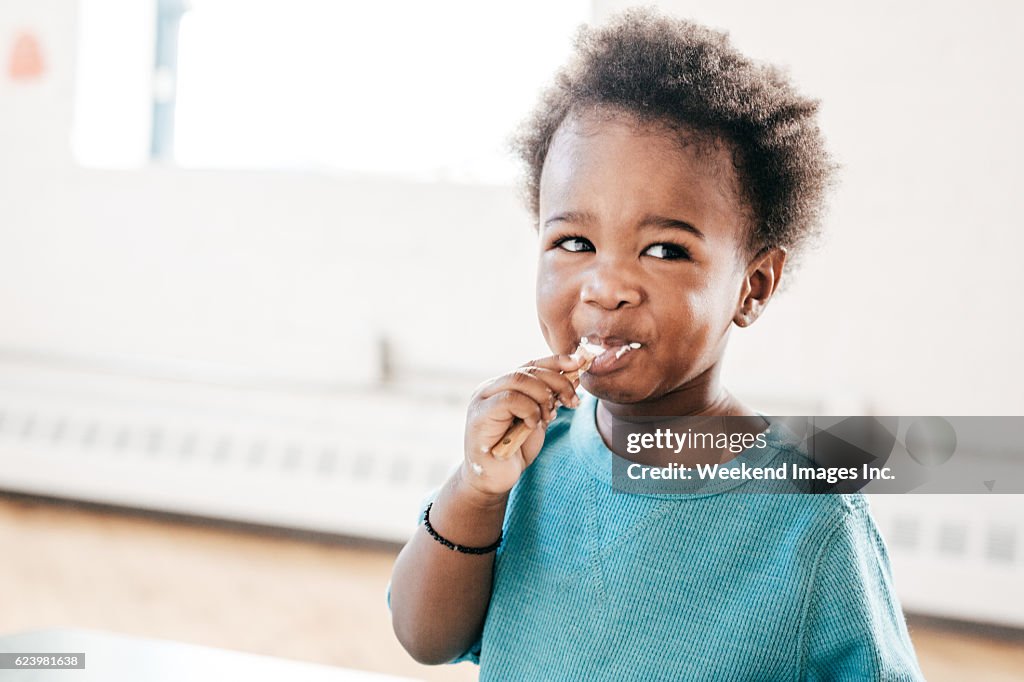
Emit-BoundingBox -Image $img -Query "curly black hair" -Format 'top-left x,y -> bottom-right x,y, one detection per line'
514,8 -> 835,257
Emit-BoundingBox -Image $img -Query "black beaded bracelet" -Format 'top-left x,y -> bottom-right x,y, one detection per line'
423,502 -> 502,555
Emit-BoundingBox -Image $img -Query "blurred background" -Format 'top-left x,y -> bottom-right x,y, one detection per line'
0,0 -> 1022,680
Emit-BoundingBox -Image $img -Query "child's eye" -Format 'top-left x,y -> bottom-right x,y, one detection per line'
553,236 -> 595,253
644,243 -> 691,260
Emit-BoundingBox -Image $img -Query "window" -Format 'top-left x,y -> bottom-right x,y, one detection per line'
74,0 -> 591,183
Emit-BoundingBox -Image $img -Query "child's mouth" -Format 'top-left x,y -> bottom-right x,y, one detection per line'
576,336 -> 643,376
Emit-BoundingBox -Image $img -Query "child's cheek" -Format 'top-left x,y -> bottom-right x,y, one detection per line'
669,289 -> 724,362
535,266 -> 575,350
692,289 -> 737,364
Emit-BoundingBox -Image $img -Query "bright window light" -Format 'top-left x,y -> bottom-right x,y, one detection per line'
72,0 -> 156,167
75,0 -> 591,183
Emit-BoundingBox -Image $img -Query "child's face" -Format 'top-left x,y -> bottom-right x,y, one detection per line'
536,110 -> 760,406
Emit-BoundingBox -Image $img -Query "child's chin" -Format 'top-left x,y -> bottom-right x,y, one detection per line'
580,376 -> 649,404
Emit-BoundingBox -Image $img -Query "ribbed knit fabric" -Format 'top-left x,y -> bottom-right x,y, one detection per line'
394,392 -> 925,681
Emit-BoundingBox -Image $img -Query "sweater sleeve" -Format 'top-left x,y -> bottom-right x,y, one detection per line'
800,503 -> 926,681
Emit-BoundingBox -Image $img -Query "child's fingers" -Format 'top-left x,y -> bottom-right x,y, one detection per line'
476,360 -> 583,410
520,423 -> 549,465
518,366 -> 581,408
476,370 -> 565,418
477,390 -> 545,431
524,353 -> 587,373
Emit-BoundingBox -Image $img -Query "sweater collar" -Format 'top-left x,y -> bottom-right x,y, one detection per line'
569,391 -> 792,498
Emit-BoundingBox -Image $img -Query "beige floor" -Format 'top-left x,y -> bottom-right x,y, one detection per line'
1,496 -> 1021,681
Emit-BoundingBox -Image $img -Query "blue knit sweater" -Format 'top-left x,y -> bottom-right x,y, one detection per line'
396,393 -> 925,680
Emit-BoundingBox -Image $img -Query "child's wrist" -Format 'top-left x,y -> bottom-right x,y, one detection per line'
453,462 -> 511,511
420,465 -> 507,550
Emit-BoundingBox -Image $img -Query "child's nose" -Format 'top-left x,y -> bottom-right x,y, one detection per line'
579,261 -> 642,310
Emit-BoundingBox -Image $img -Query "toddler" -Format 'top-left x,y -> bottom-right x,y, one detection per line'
389,9 -> 925,680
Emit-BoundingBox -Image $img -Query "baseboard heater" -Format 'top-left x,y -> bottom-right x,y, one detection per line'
0,360 -> 1020,629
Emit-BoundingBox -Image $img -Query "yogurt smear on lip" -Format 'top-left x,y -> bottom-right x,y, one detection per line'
615,342 -> 642,359
577,336 -> 642,362
578,337 -> 608,357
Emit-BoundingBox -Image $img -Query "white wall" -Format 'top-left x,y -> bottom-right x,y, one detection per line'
594,0 -> 1024,415
1,0 -> 1022,414
0,0 -> 546,390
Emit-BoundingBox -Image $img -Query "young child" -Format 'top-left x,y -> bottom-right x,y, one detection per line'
389,9 -> 925,680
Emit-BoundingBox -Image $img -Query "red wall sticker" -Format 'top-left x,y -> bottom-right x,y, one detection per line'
8,30 -> 46,81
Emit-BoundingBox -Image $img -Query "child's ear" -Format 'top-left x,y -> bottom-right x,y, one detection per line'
734,246 -> 787,328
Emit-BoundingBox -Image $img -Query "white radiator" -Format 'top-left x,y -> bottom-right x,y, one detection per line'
866,494 -> 1023,628
1,359 -> 1021,628
0,359 -> 465,543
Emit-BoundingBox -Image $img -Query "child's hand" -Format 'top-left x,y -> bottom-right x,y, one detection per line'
462,353 -> 585,497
